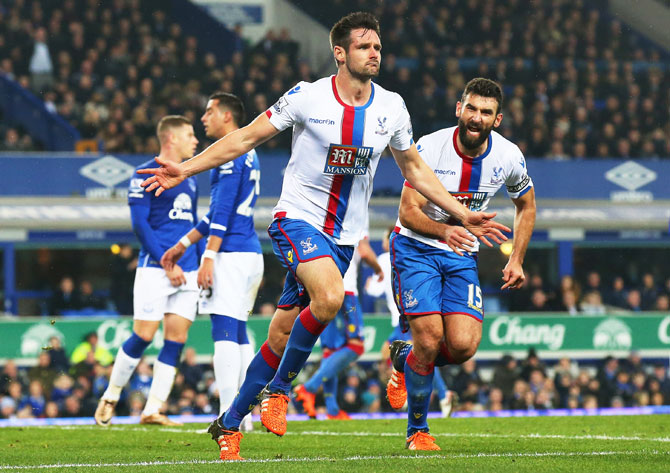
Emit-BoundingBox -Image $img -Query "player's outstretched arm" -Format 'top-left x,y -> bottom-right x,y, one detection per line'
501,187 -> 536,290
139,113 -> 280,196
397,185 -> 476,256
391,145 -> 510,242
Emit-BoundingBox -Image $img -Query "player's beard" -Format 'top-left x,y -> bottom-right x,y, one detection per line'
457,118 -> 493,151
345,57 -> 380,82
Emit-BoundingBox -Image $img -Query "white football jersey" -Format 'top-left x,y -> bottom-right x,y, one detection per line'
395,126 -> 533,252
267,76 -> 413,246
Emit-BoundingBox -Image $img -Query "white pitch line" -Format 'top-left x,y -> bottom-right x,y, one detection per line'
35,426 -> 670,443
0,450 -> 667,470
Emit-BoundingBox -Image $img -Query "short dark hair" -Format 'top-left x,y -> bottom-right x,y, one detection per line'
461,78 -> 504,114
209,92 -> 245,126
156,115 -> 191,143
329,12 -> 380,64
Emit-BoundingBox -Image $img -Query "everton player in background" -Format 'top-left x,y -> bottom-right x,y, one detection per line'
139,13 -> 509,460
161,93 -> 263,432
95,116 -> 199,427
386,78 -> 536,450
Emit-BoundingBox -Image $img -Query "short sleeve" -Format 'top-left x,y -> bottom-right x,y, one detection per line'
388,95 -> 413,151
266,82 -> 309,132
505,149 -> 534,199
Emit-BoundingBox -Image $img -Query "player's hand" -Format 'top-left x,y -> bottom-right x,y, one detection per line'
462,211 -> 510,247
441,226 -> 477,256
165,264 -> 186,287
137,156 -> 186,196
161,244 -> 186,272
501,260 -> 525,290
374,268 -> 384,282
198,258 -> 214,290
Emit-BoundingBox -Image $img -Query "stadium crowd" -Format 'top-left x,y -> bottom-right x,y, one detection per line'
505,271 -> 670,313
1,0 -> 670,158
2,340 -> 669,420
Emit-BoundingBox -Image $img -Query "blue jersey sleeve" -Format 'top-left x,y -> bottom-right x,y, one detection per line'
195,212 -> 211,237
209,161 -> 243,239
129,204 -> 165,265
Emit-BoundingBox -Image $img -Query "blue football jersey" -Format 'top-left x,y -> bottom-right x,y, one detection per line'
128,159 -> 199,271
201,150 -> 262,253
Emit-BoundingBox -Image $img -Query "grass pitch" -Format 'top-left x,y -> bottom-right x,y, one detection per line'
0,415 -> 669,472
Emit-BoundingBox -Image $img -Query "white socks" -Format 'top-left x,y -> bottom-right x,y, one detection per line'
142,360 -> 177,416
213,340 -> 242,415
103,347 -> 140,401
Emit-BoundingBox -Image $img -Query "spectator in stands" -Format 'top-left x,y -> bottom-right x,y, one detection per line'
48,276 -> 81,316
18,380 -> 46,417
655,294 -> 670,311
605,276 -> 628,309
28,352 -> 57,397
640,273 -> 658,310
179,348 -> 203,391
626,289 -> 643,312
110,243 -> 137,316
492,354 -> 519,403
0,382 -> 22,418
28,26 -> 53,94
560,289 -> 579,315
0,360 -> 28,395
78,279 -> 106,311
47,336 -> 69,374
70,332 -> 114,367
580,290 -> 606,315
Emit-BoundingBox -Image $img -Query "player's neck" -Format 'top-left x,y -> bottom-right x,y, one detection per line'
157,150 -> 182,164
334,70 -> 372,107
455,134 -> 488,158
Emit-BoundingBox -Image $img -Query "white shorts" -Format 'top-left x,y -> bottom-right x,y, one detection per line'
198,252 -> 264,320
133,267 -> 199,322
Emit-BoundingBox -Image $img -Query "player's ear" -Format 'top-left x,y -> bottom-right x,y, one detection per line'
494,113 -> 503,128
333,45 -> 345,66
455,101 -> 462,118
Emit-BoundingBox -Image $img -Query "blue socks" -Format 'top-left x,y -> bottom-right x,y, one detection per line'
221,341 -> 279,430
405,349 -> 434,436
304,347 -> 359,416
432,369 -> 447,400
268,307 -> 326,394
122,332 -> 151,359
157,339 -> 184,367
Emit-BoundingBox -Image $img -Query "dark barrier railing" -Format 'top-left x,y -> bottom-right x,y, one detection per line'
0,74 -> 80,151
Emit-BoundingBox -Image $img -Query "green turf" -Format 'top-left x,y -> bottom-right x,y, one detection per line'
0,416 -> 669,472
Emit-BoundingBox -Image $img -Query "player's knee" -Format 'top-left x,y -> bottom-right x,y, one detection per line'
412,334 -> 442,364
267,326 -> 290,356
448,332 -> 480,363
312,290 -> 344,321
134,328 -> 154,342
165,332 -> 188,344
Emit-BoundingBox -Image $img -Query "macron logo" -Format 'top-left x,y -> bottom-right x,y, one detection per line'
309,117 -> 335,125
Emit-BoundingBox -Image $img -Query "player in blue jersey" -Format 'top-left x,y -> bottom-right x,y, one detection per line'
161,93 -> 263,430
138,13 -> 509,460
95,116 -> 199,426
387,78 -> 537,450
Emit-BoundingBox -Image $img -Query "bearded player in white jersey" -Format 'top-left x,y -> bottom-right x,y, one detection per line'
387,78 -> 537,450
139,13 -> 509,460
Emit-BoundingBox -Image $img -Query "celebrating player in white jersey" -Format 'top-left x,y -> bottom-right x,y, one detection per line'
138,12 -> 509,460
94,116 -> 199,427
160,93 -> 263,431
387,78 -> 537,450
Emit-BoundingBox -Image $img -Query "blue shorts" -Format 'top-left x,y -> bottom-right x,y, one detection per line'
389,232 -> 484,324
320,293 -> 364,350
269,216 -> 354,309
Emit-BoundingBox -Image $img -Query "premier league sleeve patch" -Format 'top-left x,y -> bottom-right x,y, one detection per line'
324,143 -> 373,175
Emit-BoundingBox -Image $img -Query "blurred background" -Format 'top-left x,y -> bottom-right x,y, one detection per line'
0,0 -> 669,421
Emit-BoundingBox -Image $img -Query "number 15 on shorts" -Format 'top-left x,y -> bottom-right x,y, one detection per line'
467,284 -> 483,312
